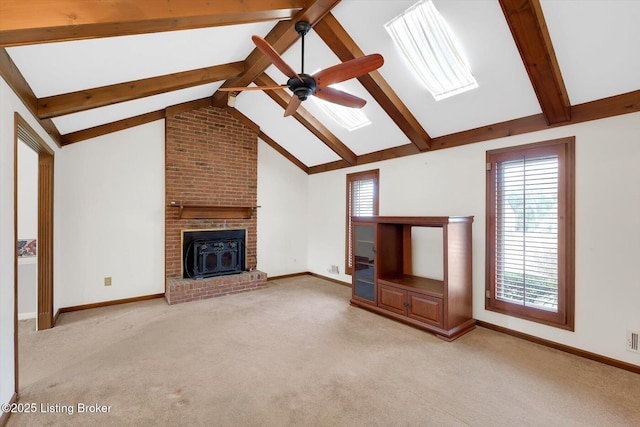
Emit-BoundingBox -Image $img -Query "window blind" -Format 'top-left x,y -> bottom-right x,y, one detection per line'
351,179 -> 375,217
495,155 -> 559,312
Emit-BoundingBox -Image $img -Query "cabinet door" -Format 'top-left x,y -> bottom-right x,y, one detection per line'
407,292 -> 443,327
377,284 -> 407,315
353,224 -> 376,303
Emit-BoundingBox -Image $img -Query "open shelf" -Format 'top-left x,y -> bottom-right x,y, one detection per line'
350,216 -> 474,341
355,261 -> 374,267
168,203 -> 256,219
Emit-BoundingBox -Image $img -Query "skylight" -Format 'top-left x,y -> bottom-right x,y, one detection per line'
310,77 -> 371,131
312,97 -> 371,131
385,0 -> 478,100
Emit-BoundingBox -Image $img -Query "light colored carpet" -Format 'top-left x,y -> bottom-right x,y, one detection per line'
8,276 -> 640,426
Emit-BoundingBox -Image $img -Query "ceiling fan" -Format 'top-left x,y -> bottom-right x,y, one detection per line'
219,21 -> 384,117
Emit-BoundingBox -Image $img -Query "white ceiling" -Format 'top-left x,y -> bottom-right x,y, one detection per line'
541,0 -> 640,105
6,0 -> 640,168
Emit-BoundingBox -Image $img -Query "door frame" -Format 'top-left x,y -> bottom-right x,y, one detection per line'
13,112 -> 54,395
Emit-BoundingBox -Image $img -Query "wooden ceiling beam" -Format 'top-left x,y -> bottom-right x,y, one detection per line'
0,48 -> 61,146
567,89 -> 639,124
58,87 -> 638,150
38,62 -> 244,119
314,13 -> 432,151
211,0 -> 342,107
500,0 -> 571,124
254,73 -> 357,165
60,95 -> 224,145
165,97 -> 213,118
308,90 -> 640,174
60,110 -> 165,146
59,93 -> 316,174
0,0 -> 305,47
61,96 -> 214,145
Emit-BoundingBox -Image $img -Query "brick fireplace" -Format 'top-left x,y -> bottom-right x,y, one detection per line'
165,106 -> 266,304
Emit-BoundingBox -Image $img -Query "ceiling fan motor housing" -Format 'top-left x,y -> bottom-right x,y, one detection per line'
288,74 -> 316,101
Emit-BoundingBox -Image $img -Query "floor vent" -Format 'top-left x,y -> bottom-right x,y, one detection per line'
627,330 -> 639,353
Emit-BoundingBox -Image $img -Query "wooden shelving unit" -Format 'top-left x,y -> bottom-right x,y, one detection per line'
350,216 -> 475,341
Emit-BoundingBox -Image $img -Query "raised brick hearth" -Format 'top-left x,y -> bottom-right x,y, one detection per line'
165,106 -> 266,304
166,271 -> 267,305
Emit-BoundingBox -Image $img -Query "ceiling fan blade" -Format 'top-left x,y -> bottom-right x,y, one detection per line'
314,87 -> 367,109
314,54 -> 384,87
252,35 -> 303,82
218,85 -> 288,92
284,96 -> 302,117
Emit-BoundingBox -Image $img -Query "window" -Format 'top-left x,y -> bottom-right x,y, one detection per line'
313,96 -> 371,131
385,0 -> 478,100
310,74 -> 371,131
486,137 -> 575,330
346,170 -> 379,275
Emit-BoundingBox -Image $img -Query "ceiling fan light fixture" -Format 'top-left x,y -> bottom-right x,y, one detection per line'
385,0 -> 478,100
227,92 -> 237,107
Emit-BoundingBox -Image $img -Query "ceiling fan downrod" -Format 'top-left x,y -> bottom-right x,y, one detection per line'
295,21 -> 311,74
288,21 -> 314,102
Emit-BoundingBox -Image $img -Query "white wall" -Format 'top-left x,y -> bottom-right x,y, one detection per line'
308,112 -> 640,366
17,141 -> 38,319
17,141 -> 38,239
257,140 -> 309,276
17,261 -> 37,320
55,122 -> 165,309
0,77 -> 59,408
307,167 -> 351,279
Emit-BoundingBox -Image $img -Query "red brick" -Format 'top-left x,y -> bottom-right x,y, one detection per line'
165,106 -> 258,278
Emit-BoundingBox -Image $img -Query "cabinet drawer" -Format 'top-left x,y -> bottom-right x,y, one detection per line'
407,292 -> 443,327
377,284 -> 406,315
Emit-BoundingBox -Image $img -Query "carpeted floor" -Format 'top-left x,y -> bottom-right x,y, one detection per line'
7,276 -> 640,426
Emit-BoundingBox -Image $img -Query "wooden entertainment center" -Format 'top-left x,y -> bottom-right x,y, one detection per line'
350,216 -> 475,341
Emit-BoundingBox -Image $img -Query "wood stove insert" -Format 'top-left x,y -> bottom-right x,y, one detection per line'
182,228 -> 246,279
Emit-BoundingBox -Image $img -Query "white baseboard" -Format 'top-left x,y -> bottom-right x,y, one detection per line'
18,312 -> 36,320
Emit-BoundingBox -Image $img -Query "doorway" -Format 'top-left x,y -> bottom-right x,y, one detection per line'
13,113 -> 54,393
17,141 -> 38,327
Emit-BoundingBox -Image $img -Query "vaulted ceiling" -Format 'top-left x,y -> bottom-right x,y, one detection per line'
1,0 -> 639,174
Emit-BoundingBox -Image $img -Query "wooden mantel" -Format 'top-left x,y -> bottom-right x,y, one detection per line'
168,202 -> 257,219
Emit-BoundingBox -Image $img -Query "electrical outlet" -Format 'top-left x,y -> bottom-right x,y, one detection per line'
329,265 -> 339,274
627,330 -> 639,353
104,277 -> 112,286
